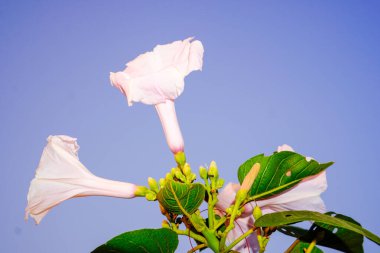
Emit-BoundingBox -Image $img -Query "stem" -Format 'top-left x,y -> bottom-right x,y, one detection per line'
207,189 -> 215,229
187,244 -> 206,253
202,229 -> 220,252
305,239 -> 317,253
220,190 -> 246,250
284,239 -> 300,253
212,216 -> 227,232
223,227 -> 256,252
172,226 -> 206,244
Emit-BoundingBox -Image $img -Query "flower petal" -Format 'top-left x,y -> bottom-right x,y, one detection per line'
277,144 -> 294,152
110,38 -> 204,105
25,135 -> 137,224
257,172 -> 327,214
227,216 -> 260,253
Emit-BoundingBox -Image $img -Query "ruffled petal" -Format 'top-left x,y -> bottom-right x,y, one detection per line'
25,135 -> 137,224
110,38 -> 204,106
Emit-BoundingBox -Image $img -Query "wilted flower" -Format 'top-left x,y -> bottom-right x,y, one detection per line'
216,144 -> 327,253
25,135 -> 145,224
110,38 -> 204,154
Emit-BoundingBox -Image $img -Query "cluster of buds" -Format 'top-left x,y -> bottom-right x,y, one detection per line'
199,161 -> 225,192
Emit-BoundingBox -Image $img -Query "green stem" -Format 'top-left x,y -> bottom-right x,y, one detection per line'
223,227 -> 256,252
202,229 -> 220,253
220,190 -> 246,250
207,189 -> 215,229
305,239 -> 317,253
212,216 -> 227,232
172,226 -> 206,244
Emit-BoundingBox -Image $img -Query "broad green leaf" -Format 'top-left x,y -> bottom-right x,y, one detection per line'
92,228 -> 178,253
287,241 -> 323,253
255,211 -> 380,246
278,212 -> 364,253
157,180 -> 205,215
238,151 -> 333,199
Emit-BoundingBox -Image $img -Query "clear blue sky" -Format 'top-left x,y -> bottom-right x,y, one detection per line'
1,1 -> 379,252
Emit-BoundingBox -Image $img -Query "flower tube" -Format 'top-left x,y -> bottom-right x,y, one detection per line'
25,135 -> 145,224
110,38 -> 204,154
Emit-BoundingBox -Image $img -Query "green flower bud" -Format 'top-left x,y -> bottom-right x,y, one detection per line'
216,178 -> 225,189
253,205 -> 262,220
199,166 -> 208,179
171,167 -> 178,175
175,170 -> 186,182
182,163 -> 192,176
159,178 -> 166,188
208,161 -> 219,178
165,172 -> 173,181
174,151 -> 186,167
145,191 -> 157,201
148,177 -> 159,193
189,173 -> 197,182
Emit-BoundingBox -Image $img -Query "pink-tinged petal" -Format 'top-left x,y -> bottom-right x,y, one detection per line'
277,144 -> 294,152
257,172 -> 327,214
25,135 -> 137,224
277,144 -> 313,161
186,39 -> 204,75
110,72 -> 132,106
215,183 -> 241,213
155,100 -> 184,153
110,38 -> 204,106
227,216 -> 259,253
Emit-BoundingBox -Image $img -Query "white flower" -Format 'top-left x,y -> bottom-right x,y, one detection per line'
216,144 -> 327,253
25,135 -> 140,224
110,38 -> 204,154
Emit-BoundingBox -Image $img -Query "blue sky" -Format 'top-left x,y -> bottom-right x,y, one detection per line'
1,1 -> 379,252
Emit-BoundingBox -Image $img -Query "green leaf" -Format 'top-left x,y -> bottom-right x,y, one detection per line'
288,241 -> 323,253
92,228 -> 178,253
278,212 -> 364,253
238,151 -> 333,199
157,180 -> 205,215
255,211 -> 380,246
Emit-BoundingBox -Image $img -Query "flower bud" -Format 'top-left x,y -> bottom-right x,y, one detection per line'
145,191 -> 157,201
189,173 -> 197,182
253,205 -> 262,220
208,161 -> 219,178
182,163 -> 192,176
148,177 -> 159,193
216,178 -> 225,189
171,167 -> 178,175
165,173 -> 173,181
174,151 -> 186,167
175,170 -> 186,182
241,163 -> 260,192
159,178 -> 166,188
199,166 -> 208,179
